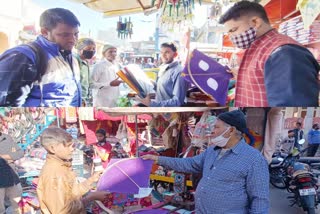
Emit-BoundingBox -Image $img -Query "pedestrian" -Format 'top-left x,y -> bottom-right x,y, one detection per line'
219,1 -> 319,107
137,42 -> 188,107
142,110 -> 269,213
307,124 -> 320,157
0,122 -> 24,214
293,122 -> 304,151
75,38 -> 96,106
0,8 -> 82,107
37,127 -> 108,214
91,44 -> 122,107
279,130 -> 295,154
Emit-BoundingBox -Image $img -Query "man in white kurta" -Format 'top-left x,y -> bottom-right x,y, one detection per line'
91,44 -> 122,107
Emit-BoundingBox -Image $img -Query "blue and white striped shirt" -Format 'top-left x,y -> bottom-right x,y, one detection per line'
150,61 -> 188,107
158,139 -> 269,214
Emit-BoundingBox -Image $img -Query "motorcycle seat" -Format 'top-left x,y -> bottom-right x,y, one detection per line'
292,170 -> 313,178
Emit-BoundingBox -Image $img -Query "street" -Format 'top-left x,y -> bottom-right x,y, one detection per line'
270,185 -> 320,214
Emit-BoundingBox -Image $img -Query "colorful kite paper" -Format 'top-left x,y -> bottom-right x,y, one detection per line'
182,49 -> 232,105
97,158 -> 153,194
117,65 -> 155,98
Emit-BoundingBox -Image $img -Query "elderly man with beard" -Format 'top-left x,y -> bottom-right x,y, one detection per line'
91,44 -> 122,107
142,110 -> 269,214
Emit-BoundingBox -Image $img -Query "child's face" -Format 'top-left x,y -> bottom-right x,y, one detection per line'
96,133 -> 105,142
53,141 -> 74,160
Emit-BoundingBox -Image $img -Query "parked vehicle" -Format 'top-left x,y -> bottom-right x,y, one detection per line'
269,139 -> 320,213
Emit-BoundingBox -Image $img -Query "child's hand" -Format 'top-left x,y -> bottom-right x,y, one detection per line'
90,171 -> 103,183
90,191 -> 109,201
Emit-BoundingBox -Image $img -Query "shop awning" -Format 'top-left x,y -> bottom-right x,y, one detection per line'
69,0 -> 217,17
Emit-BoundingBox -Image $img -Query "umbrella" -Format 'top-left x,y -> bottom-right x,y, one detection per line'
97,158 -> 154,195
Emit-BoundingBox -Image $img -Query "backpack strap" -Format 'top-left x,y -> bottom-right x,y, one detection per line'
24,42 -> 48,82
24,42 -> 48,107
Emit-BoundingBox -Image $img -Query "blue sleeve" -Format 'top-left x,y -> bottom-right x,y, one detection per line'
158,150 -> 207,174
246,156 -> 270,214
0,50 -> 38,106
264,45 -> 319,107
308,130 -> 313,144
150,73 -> 188,107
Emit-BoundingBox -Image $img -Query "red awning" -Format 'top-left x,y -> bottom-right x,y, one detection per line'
264,0 -> 300,26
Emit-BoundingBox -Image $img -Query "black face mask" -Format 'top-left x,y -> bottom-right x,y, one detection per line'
82,50 -> 95,59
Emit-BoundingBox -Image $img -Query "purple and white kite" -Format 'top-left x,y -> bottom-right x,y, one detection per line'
182,49 -> 232,105
97,158 -> 153,196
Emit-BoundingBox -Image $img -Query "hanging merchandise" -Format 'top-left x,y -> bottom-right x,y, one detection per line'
115,119 -> 130,152
297,0 -> 320,29
160,0 -> 202,31
116,17 -> 133,39
191,111 -> 216,150
65,107 -> 78,123
209,1 -> 223,20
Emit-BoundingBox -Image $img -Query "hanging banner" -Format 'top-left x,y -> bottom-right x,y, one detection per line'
284,118 -> 303,129
297,0 -> 320,29
313,117 -> 320,125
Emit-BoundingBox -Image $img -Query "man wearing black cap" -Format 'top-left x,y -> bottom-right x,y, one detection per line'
142,110 -> 269,213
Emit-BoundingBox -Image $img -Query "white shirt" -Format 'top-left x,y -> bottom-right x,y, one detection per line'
91,58 -> 120,107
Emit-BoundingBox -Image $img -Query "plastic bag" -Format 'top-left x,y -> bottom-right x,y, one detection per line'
191,111 -> 216,149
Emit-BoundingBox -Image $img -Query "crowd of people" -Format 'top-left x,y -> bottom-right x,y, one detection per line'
278,122 -> 320,157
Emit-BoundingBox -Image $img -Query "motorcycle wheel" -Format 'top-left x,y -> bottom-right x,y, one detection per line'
270,178 -> 286,189
269,168 -> 286,189
306,207 -> 315,214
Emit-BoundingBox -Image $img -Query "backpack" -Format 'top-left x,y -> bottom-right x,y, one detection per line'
24,42 -> 48,82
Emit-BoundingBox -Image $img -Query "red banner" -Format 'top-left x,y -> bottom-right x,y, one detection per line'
81,120 -> 120,145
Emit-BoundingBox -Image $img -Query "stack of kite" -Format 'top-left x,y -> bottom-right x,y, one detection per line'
117,66 -> 147,98
279,15 -> 320,45
117,65 -> 155,99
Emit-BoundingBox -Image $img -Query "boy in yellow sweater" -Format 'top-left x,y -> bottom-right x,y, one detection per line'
37,127 -> 107,214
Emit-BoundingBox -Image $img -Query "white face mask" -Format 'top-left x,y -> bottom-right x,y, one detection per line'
209,127 -> 231,148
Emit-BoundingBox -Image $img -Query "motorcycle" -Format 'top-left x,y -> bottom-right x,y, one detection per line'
269,139 -> 320,213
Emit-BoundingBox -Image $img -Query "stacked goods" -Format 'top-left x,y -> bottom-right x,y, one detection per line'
117,64 -> 155,98
279,16 -> 320,45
